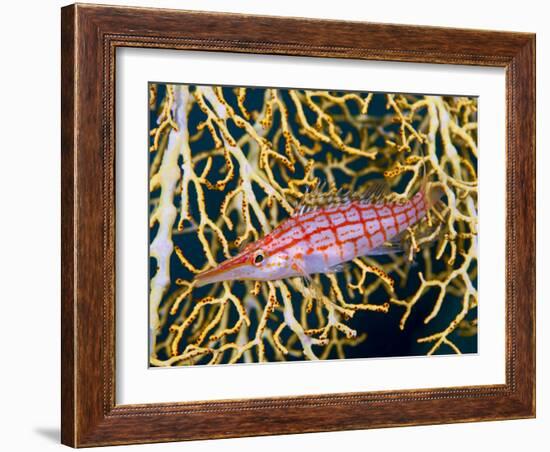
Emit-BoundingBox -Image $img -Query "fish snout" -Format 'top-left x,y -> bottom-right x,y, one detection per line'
194,254 -> 250,287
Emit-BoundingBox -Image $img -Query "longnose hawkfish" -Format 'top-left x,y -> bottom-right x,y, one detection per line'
195,181 -> 443,288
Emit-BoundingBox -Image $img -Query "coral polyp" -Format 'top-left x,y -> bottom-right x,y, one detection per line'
148,83 -> 478,366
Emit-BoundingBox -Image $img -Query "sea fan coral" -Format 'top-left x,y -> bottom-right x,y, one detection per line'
148,83 -> 478,366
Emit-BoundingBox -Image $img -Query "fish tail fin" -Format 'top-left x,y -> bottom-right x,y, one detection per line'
425,184 -> 445,210
417,150 -> 444,210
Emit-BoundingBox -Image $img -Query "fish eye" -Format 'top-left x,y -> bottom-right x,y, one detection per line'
253,251 -> 265,266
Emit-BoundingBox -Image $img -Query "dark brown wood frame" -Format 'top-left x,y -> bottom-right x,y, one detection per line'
61,3 -> 536,447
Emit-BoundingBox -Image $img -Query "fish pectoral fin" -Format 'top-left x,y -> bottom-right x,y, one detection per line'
291,261 -> 326,302
367,234 -> 405,256
326,263 -> 348,273
306,278 -> 326,302
291,262 -> 312,287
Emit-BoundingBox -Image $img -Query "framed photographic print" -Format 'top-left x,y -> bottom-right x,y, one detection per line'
61,3 -> 536,447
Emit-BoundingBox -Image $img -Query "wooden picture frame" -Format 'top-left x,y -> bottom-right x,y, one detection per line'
61,3 -> 535,447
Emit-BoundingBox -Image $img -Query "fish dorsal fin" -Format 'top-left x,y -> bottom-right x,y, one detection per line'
292,180 -> 394,217
355,180 -> 393,204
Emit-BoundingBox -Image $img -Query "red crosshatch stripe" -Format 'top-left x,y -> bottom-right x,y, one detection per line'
293,219 -> 307,239
406,205 -> 417,222
336,224 -> 363,253
392,204 -> 408,229
345,206 -> 360,223
391,205 -> 404,230
266,199 -> 423,256
351,235 -> 358,255
379,206 -> 397,237
327,211 -> 346,260
372,206 -> 388,242
358,207 -> 375,248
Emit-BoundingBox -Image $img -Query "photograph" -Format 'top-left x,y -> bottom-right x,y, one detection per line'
148,83 -> 479,367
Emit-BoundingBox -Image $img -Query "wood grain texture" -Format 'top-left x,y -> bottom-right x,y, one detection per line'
60,3 -> 536,447
60,5 -> 76,446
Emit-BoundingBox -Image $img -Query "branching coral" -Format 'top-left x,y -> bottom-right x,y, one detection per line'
148,82 -> 478,366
